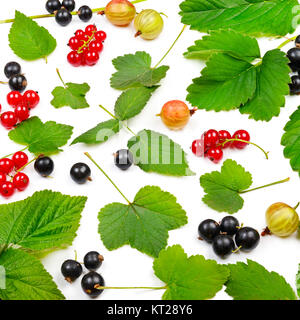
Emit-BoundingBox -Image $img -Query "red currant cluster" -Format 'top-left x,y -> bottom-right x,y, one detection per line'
0,151 -> 29,198
67,25 -> 106,67
191,129 -> 250,163
0,90 -> 40,129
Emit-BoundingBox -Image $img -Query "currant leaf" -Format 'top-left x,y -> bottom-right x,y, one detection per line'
179,0 -> 299,37
0,248 -> 64,300
226,260 -> 297,300
98,187 -> 188,257
296,264 -> 300,298
127,129 -> 195,176
8,11 -> 56,61
110,51 -> 169,90
153,245 -> 229,300
8,116 -> 73,155
51,82 -> 90,109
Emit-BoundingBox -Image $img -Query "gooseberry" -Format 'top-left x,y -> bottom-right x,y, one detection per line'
105,0 -> 136,27
134,9 -> 164,40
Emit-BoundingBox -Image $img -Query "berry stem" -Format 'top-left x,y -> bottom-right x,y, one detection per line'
96,286 -> 167,290
0,0 -> 147,24
293,202 -> 300,210
56,68 -> 66,88
84,152 -> 131,205
239,177 -> 290,194
77,30 -> 97,54
0,81 -> 8,84
221,138 -> 269,159
277,36 -> 297,50
153,24 -> 187,69
232,246 -> 242,253
1,147 -> 28,159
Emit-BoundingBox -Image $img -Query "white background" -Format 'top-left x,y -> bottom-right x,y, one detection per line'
1,0 -> 300,300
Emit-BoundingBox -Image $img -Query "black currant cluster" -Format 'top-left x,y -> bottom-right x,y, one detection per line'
287,36 -> 300,95
4,62 -> 27,92
46,0 -> 93,26
114,149 -> 134,171
61,251 -> 105,298
198,216 -> 260,259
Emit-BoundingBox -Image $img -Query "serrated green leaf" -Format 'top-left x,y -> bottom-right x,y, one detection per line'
184,29 -> 260,62
115,86 -> 157,120
296,264 -> 300,298
71,119 -> 121,145
226,260 -> 297,300
187,53 -> 257,111
179,0 -> 298,37
51,82 -> 90,109
8,11 -> 56,61
128,129 -> 195,176
281,106 -> 300,176
99,187 -> 187,257
239,49 -> 290,121
110,51 -> 169,90
8,116 -> 73,155
0,190 -> 87,254
0,248 -> 64,300
153,245 -> 229,300
200,159 -> 252,213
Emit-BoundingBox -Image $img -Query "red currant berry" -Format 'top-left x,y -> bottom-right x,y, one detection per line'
7,91 -> 23,107
84,50 -> 99,66
67,51 -> 82,67
15,105 -> 30,122
95,30 -> 106,42
0,158 -> 14,174
218,130 -> 231,149
23,90 -> 40,109
1,111 -> 18,129
204,129 -> 219,147
0,182 -> 15,198
13,172 -> 29,191
0,172 -> 6,184
12,151 -> 28,170
89,40 -> 103,53
191,139 -> 204,157
85,24 -> 97,35
207,147 -> 223,164
68,36 -> 81,50
75,29 -> 85,40
232,130 -> 250,149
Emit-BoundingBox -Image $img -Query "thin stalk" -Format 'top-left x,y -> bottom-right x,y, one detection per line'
277,36 -> 297,50
96,286 -> 167,290
153,24 -> 187,69
0,0 -> 147,24
1,147 -> 28,159
294,202 -> 300,210
56,68 -> 66,88
84,152 -> 131,205
232,246 -> 242,253
0,81 -> 8,84
240,177 -> 290,194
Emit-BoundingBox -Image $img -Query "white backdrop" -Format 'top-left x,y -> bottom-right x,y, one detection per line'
1,0 -> 300,300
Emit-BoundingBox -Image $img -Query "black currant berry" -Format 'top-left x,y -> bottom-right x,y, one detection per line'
46,0 -> 62,14
212,235 -> 235,258
198,219 -> 220,243
4,62 -> 21,79
114,149 -> 134,171
62,0 -> 75,12
70,163 -> 91,184
295,35 -> 300,48
55,8 -> 72,26
34,156 -> 54,177
78,5 -> 93,22
220,216 -> 239,236
8,74 -> 27,92
289,75 -> 300,95
235,227 -> 260,251
81,271 -> 105,298
61,259 -> 83,283
84,251 -> 104,271
287,48 -> 300,71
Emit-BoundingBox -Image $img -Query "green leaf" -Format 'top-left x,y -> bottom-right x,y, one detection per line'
0,190 -> 87,253
239,49 -> 290,121
281,106 -> 300,176
8,11 -> 56,61
226,260 -> 297,300
8,116 -> 73,155
115,86 -> 157,120
110,51 -> 169,90
179,0 -> 298,37
98,186 -> 187,257
184,29 -> 260,62
187,53 -> 257,111
51,82 -> 90,109
296,264 -> 300,298
0,248 -> 64,300
200,159 -> 252,213
128,129 -> 195,176
71,119 -> 121,145
153,245 -> 229,300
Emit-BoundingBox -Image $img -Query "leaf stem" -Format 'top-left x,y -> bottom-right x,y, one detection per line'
153,24 -> 187,69
56,68 -> 66,88
277,36 -> 297,50
84,152 -> 131,205
96,286 -> 167,290
0,0 -> 147,24
239,177 -> 290,194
